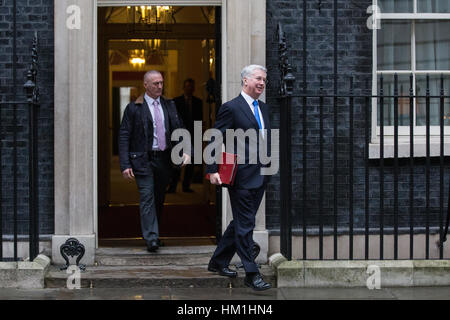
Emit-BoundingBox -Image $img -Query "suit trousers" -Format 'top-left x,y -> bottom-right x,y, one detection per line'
169,164 -> 195,190
135,151 -> 171,245
210,185 -> 265,273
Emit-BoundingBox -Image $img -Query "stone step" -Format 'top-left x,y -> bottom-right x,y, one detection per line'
45,265 -> 276,289
94,246 -> 215,266
46,245 -> 275,288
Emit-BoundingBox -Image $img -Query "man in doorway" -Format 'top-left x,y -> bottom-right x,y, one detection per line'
168,78 -> 203,193
206,65 -> 272,291
119,70 -> 190,253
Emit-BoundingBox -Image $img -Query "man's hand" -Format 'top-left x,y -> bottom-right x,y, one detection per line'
209,172 -> 222,185
181,153 -> 191,167
122,168 -> 135,181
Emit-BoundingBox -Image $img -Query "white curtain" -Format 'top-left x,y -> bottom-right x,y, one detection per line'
378,0 -> 414,13
378,21 -> 411,70
378,0 -> 450,13
415,20 -> 450,126
418,0 -> 450,13
416,21 -> 450,70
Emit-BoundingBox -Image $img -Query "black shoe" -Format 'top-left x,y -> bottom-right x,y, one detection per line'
147,240 -> 159,253
182,188 -> 194,193
244,273 -> 271,291
207,261 -> 237,278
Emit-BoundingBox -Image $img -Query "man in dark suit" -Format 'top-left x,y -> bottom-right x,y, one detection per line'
168,78 -> 203,193
206,65 -> 272,291
119,70 -> 190,253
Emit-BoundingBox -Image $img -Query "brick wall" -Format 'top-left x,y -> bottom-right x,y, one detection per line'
265,0 -> 449,234
0,0 -> 54,235
0,0 -> 447,237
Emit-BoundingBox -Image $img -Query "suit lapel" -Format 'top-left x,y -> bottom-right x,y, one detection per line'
142,98 -> 153,123
237,94 -> 260,130
140,98 -> 152,145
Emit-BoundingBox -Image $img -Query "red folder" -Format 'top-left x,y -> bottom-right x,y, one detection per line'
205,152 -> 238,187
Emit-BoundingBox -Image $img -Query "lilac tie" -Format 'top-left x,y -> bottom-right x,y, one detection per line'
153,100 -> 166,151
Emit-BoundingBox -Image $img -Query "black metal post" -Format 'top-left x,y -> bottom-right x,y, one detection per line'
32,33 -> 40,261
409,73 -> 414,259
278,23 -> 295,260
27,73 -> 36,261
439,74 -> 444,259
394,74 -> 399,260
426,74 -> 430,259
13,0 -> 18,262
302,0 -> 308,261
24,32 -> 39,261
319,76 -> 324,260
333,0 -> 338,260
280,95 -> 292,260
379,74 -> 384,260
349,77 -> 354,260
0,94 -> 2,261
365,79 -> 370,260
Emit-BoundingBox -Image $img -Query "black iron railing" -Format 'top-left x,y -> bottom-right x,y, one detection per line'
278,22 -> 450,261
0,32 -> 40,262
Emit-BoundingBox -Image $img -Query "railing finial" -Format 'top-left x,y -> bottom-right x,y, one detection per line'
277,23 -> 295,97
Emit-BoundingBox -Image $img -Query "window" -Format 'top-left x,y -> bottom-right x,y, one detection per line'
378,0 -> 450,13
373,0 -> 450,139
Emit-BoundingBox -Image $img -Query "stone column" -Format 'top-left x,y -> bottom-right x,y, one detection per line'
52,0 -> 96,266
225,0 -> 268,264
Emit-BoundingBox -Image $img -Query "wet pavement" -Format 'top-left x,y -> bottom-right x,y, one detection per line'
1,286 -> 449,300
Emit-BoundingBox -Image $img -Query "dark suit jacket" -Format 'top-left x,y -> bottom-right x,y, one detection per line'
205,94 -> 271,190
118,94 -> 184,175
173,95 -> 203,135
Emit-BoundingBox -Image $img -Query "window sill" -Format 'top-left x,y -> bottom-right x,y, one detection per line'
369,136 -> 450,159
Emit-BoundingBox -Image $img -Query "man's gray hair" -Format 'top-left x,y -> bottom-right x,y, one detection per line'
144,70 -> 162,81
241,64 -> 267,86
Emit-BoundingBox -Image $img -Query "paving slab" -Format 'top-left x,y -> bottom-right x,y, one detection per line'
387,287 -> 450,300
167,288 -> 280,300
0,287 -> 279,300
0,288 -> 171,300
1,287 -> 450,300
279,287 -> 397,300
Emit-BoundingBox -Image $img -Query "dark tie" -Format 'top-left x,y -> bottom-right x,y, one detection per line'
153,100 -> 166,151
252,100 -> 262,130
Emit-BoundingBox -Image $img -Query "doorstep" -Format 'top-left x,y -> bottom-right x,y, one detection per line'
45,246 -> 275,288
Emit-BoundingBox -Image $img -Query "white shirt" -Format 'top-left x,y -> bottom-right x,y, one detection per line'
241,90 -> 265,138
144,93 -> 166,150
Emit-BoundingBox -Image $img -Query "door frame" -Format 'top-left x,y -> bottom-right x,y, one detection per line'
53,0 -> 268,265
94,0 -> 227,248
